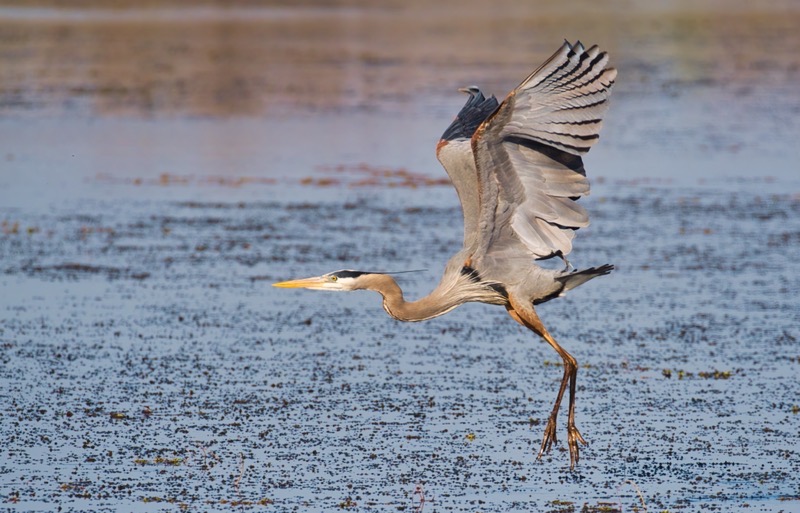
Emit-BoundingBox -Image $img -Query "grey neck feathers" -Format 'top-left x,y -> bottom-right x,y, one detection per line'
358,272 -> 504,322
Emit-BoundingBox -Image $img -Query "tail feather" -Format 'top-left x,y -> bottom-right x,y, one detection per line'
557,264 -> 614,293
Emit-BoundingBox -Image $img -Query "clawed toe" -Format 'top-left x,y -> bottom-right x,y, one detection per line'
537,419 -> 588,470
537,416 -> 558,459
567,424 -> 588,469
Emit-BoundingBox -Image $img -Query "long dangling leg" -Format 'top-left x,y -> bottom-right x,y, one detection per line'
507,295 -> 587,469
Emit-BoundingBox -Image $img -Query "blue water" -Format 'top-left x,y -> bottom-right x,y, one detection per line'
2,3 -> 800,512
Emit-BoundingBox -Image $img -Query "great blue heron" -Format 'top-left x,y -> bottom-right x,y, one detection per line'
274,41 -> 617,469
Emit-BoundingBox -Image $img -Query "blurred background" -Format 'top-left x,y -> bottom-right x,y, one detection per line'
1,0 -> 799,193
1,2 -> 799,512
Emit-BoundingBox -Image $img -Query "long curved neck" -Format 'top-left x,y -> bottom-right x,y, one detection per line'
359,274 -> 464,322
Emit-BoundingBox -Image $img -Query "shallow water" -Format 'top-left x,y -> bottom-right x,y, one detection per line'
1,2 -> 800,512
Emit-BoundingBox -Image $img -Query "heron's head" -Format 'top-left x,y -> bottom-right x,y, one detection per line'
272,269 -> 376,292
458,86 -> 486,103
458,85 -> 483,97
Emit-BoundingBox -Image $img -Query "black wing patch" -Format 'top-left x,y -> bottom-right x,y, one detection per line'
461,265 -> 508,298
441,87 -> 499,141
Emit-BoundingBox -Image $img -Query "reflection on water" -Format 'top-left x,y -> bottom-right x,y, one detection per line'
2,0 -> 799,191
1,1 -> 799,120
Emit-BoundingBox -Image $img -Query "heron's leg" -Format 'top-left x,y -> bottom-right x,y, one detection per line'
507,304 -> 572,459
506,297 -> 587,470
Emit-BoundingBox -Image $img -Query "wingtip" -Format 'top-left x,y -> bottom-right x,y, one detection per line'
597,264 -> 615,275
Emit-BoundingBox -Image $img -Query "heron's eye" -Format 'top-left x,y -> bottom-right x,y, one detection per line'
330,275 -> 338,282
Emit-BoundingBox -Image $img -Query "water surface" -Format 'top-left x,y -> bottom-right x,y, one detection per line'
1,2 -> 799,511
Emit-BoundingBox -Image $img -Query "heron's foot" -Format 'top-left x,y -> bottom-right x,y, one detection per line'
536,414 -> 559,459
567,422 -> 588,470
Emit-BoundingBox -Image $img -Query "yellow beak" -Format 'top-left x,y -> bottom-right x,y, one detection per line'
272,276 -> 327,289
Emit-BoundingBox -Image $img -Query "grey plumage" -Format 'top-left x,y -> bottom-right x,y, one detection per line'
275,41 -> 617,469
439,40 -> 617,268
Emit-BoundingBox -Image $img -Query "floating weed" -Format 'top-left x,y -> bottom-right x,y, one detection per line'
201,176 -> 276,187
300,177 -> 340,187
159,173 -> 190,185
581,502 -> 622,512
154,456 -> 183,466
662,369 -> 734,380
134,457 -> 183,466
338,497 -> 358,509
1,220 -> 19,234
697,370 -> 732,379
214,498 -> 274,507
142,496 -> 170,503
80,226 -> 115,238
94,173 -> 276,187
59,481 -> 91,492
315,163 -> 451,188
546,499 -> 575,513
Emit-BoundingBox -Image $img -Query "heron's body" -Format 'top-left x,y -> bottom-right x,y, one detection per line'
275,41 -> 617,469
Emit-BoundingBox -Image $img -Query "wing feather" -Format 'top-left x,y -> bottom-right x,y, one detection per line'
471,41 -> 616,262
436,89 -> 499,249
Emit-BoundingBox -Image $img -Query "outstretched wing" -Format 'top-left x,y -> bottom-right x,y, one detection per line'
436,88 -> 499,250
472,41 -> 616,262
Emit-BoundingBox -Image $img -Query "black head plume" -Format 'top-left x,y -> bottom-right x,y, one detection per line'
329,269 -> 427,279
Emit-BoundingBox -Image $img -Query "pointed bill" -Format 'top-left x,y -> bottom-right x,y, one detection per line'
272,276 -> 327,289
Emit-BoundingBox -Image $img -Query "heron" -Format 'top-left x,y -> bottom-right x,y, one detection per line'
274,41 -> 617,469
